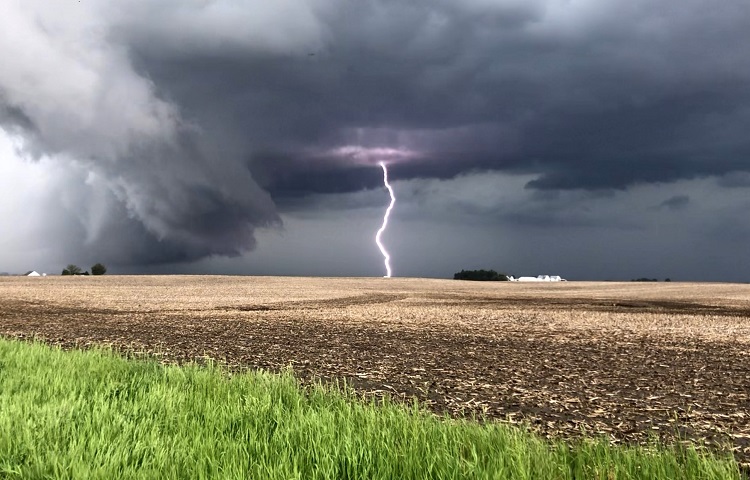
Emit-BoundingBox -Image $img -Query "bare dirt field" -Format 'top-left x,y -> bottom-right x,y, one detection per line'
1,276 -> 749,464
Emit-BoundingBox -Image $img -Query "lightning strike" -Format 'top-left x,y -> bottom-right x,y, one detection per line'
375,162 -> 395,277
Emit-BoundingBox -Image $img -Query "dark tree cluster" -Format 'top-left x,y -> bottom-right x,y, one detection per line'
61,264 -> 82,276
91,263 -> 107,276
62,263 -> 107,276
453,269 -> 509,281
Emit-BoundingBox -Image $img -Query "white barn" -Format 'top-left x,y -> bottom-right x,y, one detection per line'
514,275 -> 566,282
25,271 -> 41,277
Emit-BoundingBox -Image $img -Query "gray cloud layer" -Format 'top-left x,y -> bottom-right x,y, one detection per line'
2,0 -> 749,271
127,0 -> 750,193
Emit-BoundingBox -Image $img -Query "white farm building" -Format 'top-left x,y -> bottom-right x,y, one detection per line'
512,275 -> 565,282
24,271 -> 46,277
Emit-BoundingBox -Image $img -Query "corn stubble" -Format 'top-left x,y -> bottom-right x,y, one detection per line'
0,339 -> 742,479
1,276 -> 749,478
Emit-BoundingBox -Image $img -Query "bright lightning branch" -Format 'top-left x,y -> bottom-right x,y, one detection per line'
375,162 -> 395,277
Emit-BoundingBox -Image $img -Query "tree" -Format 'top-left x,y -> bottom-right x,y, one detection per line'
91,263 -> 107,276
453,269 -> 509,281
62,264 -> 82,276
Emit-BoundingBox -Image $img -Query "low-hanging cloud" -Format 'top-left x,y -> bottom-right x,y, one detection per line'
2,0 -> 750,268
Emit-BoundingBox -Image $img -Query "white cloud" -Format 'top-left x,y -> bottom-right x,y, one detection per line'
0,1 -> 178,158
0,130 -> 75,273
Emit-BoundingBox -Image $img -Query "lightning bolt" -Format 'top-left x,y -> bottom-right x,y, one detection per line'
375,162 -> 395,278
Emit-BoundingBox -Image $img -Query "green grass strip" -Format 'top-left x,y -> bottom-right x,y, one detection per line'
0,338 -> 743,479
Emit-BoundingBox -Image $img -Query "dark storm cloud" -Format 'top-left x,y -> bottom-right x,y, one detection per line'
657,195 -> 691,211
0,102 -> 36,134
120,0 -> 750,200
2,0 -> 750,267
247,151 -> 385,198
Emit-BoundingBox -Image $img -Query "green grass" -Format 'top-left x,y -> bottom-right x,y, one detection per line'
0,338 -> 743,479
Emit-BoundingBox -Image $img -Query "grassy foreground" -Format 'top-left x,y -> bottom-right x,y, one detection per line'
0,339 -> 743,480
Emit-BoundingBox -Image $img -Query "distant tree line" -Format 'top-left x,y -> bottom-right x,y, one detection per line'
453,269 -> 510,281
631,278 -> 671,282
62,263 -> 107,276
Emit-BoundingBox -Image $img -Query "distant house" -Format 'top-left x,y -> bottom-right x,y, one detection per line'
25,271 -> 42,277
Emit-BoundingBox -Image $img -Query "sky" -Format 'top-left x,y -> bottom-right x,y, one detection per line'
1,0 -> 750,281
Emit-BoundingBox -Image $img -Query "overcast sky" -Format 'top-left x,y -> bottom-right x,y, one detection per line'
2,0 -> 750,280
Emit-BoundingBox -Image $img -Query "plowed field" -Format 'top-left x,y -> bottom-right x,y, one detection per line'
1,276 -> 749,465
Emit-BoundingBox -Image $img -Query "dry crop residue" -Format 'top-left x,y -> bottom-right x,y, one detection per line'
1,276 -> 749,465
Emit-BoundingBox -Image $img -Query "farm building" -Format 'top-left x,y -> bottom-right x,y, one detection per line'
514,275 -> 565,282
25,271 -> 41,277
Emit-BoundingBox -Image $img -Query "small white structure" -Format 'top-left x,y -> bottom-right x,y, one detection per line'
514,275 -> 566,282
25,271 -> 41,277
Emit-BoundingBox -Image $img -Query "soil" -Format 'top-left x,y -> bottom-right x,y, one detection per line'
1,276 -> 749,467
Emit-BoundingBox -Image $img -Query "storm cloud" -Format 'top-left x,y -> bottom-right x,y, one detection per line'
1,0 -> 750,277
